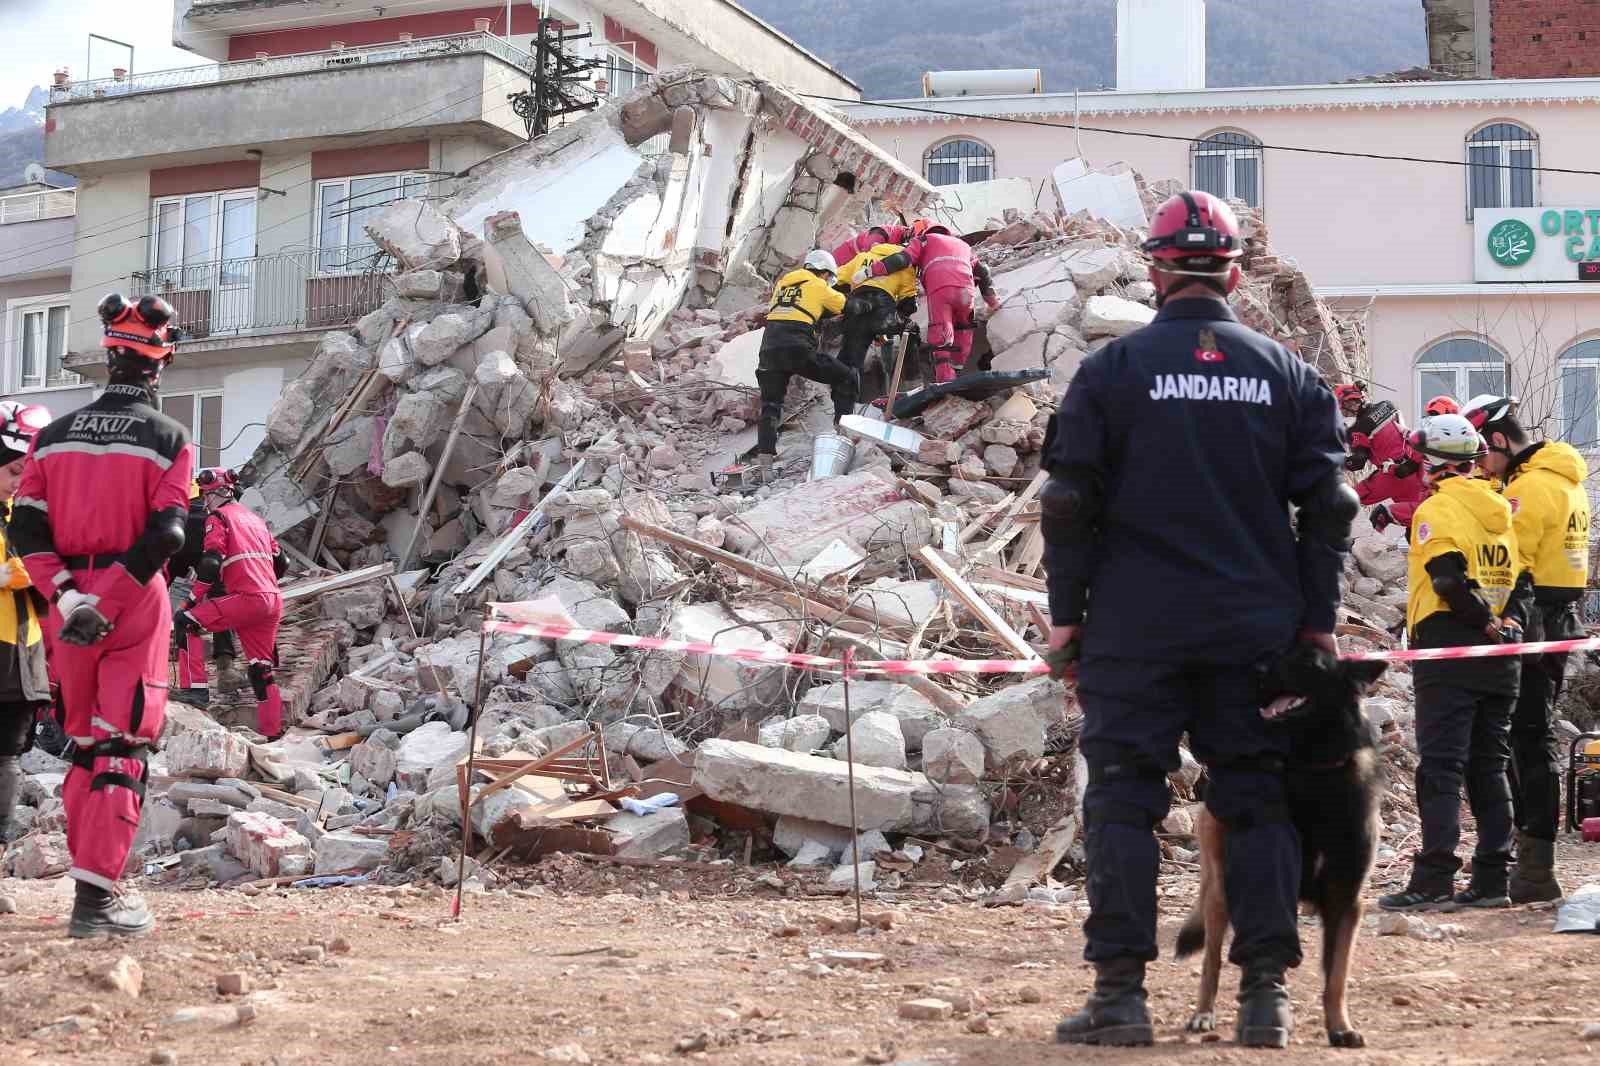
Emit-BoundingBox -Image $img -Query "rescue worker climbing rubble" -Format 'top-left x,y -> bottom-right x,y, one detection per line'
0,401 -> 54,843
175,468 -> 289,739
1379,412 -> 1528,912
1337,382 -> 1434,535
829,222 -> 908,273
169,454 -> 244,709
835,239 -> 918,392
10,292 -> 193,937
1463,394 -> 1590,903
1041,191 -> 1351,1049
861,220 -> 1000,383
754,249 -> 855,483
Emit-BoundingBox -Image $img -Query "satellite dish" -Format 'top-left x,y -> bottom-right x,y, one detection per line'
23,163 -> 46,185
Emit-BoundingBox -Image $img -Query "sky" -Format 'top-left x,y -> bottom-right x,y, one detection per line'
0,0 -> 208,108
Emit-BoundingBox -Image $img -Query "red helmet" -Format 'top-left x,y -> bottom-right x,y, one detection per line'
0,401 -> 50,461
1142,191 -> 1243,263
1423,395 -> 1459,417
196,467 -> 238,496
1333,383 -> 1366,406
99,292 -> 176,360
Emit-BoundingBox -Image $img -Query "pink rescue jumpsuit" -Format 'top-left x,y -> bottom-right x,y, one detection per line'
177,502 -> 285,737
1353,416 -> 1426,529
871,231 -> 998,382
831,224 -> 909,272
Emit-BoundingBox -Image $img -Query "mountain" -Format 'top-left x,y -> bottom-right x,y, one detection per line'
740,0 -> 1428,99
0,87 -> 73,189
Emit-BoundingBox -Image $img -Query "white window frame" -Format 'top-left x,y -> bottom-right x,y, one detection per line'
1414,337 -> 1509,422
148,188 -> 257,273
161,389 -> 225,469
1465,121 -> 1539,220
1557,338 -> 1600,452
599,45 -> 653,95
314,171 -> 431,276
1191,129 -> 1264,208
4,292 -> 79,393
923,137 -> 996,187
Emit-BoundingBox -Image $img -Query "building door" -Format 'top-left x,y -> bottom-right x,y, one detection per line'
151,191 -> 256,337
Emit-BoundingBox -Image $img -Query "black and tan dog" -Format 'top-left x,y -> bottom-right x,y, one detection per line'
1175,646 -> 1387,1048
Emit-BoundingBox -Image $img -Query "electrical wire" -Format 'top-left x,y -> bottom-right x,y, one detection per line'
803,94 -> 1600,178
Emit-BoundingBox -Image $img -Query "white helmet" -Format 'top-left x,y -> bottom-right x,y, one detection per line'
803,249 -> 839,276
1460,394 -> 1519,432
1410,413 -> 1485,467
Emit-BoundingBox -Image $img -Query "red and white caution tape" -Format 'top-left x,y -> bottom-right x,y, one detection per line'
484,618 -> 1600,675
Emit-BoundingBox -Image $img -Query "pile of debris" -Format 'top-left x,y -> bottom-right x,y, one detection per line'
0,69 -> 1426,900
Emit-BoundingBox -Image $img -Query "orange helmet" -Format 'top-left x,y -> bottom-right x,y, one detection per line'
910,218 -> 931,240
99,293 -> 176,360
1423,395 -> 1459,417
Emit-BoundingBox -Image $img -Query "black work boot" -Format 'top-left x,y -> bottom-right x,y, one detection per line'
1454,857 -> 1511,908
69,882 -> 154,939
1508,834 -> 1563,904
1236,966 -> 1292,1049
1055,958 -> 1154,1046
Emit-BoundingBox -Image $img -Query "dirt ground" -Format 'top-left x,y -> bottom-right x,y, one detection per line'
3,839 -> 1600,1066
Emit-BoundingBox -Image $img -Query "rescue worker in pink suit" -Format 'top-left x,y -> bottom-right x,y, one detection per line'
1339,384 -> 1449,536
861,220 -> 1001,383
175,468 -> 288,740
830,223 -> 909,275
11,293 -> 193,938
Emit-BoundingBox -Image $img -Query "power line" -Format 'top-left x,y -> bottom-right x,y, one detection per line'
805,95 -> 1600,179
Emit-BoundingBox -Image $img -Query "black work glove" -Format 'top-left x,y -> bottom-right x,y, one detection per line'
1390,455 -> 1419,479
1344,445 -> 1372,472
57,590 -> 113,647
897,297 -> 918,318
1043,635 -> 1081,680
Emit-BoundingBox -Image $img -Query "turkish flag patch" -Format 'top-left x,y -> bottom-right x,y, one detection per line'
1195,327 -> 1224,363
1416,522 -> 1430,543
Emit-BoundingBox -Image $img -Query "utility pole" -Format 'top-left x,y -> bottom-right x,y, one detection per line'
508,18 -> 601,139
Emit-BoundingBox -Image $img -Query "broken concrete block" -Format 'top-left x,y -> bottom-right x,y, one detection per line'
396,269 -> 444,300
956,679 -> 1057,767
265,381 -> 317,450
349,738 -> 398,788
983,444 -> 1020,477
1353,531 -> 1408,584
1060,246 -> 1124,293
381,451 -> 431,488
484,211 -> 574,334
366,198 -> 461,271
475,349 -> 520,391
322,415 -> 376,478
489,465 -> 543,507
799,680 -> 943,750
626,727 -> 691,764
7,832 -> 69,878
414,365 -> 469,404
832,711 -> 907,770
165,728 -> 250,780
410,313 -> 479,367
779,714 -> 832,752
313,830 -> 390,875
222,811 -> 312,878
664,601 -> 795,714
920,396 -> 989,439
385,389 -> 446,454
720,472 -> 933,566
394,722 -> 469,793
921,727 -> 985,785
320,585 -> 386,628
606,807 -> 689,859
772,816 -> 851,859
1081,294 -> 1156,338
693,739 -> 989,835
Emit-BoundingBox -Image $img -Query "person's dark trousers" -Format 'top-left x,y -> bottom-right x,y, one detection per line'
1410,681 -> 1516,894
1077,656 -> 1302,970
755,323 -> 859,455
1510,600 -> 1579,842
838,288 -> 900,374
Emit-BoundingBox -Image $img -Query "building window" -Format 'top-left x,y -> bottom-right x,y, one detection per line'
1191,130 -> 1263,208
1559,338 -> 1600,450
1466,122 -> 1538,219
162,391 -> 223,470
1415,336 -> 1508,421
150,190 -> 257,288
6,296 -> 78,391
316,172 -> 430,274
924,139 -> 995,187
601,50 -> 651,94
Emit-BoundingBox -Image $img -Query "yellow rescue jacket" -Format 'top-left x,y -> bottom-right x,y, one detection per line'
1503,441 -> 1591,591
1407,475 -> 1518,636
838,243 -> 919,303
766,268 -> 847,327
0,520 -> 40,649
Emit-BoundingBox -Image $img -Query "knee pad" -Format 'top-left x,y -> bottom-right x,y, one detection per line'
248,660 -> 276,701
71,740 -> 150,802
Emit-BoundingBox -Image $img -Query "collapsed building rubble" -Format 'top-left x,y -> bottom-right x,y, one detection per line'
1,69 -> 1435,903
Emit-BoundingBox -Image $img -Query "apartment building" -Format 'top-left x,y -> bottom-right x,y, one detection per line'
0,182 -> 94,418
43,0 -> 858,466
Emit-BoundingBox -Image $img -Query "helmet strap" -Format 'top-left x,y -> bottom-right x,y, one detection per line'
1153,264 -> 1230,306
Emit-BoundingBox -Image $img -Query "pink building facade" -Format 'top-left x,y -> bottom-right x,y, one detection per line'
844,78 -> 1600,449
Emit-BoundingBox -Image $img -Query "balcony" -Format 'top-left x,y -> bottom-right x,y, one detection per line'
130,248 -> 385,343
0,189 -> 75,282
45,32 -> 533,173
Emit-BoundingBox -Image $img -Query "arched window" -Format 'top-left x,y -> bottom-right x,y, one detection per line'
1415,336 -> 1508,421
1190,130 -> 1262,207
1559,338 -> 1600,449
1466,121 -> 1538,218
924,139 -> 994,187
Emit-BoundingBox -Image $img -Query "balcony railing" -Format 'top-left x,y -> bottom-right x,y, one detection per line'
0,189 -> 75,225
50,32 -> 535,104
131,248 -> 387,341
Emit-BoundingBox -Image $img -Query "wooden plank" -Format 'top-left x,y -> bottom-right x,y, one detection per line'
917,545 -> 1037,660
974,470 -> 1047,554
324,732 -> 362,751
883,330 -> 911,426
975,566 -> 1047,592
281,562 -> 395,602
1002,813 -> 1078,889
620,516 -> 909,635
522,798 -> 618,823
1010,525 -> 1045,574
956,492 -> 1016,545
401,380 -> 480,571
253,784 -> 319,811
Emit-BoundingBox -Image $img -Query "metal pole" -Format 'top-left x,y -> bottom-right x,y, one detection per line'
841,647 -> 863,931
453,623 -> 491,920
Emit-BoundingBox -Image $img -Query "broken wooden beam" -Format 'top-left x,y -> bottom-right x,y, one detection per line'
917,546 -> 1037,661
281,562 -> 396,602
1002,812 -> 1079,889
